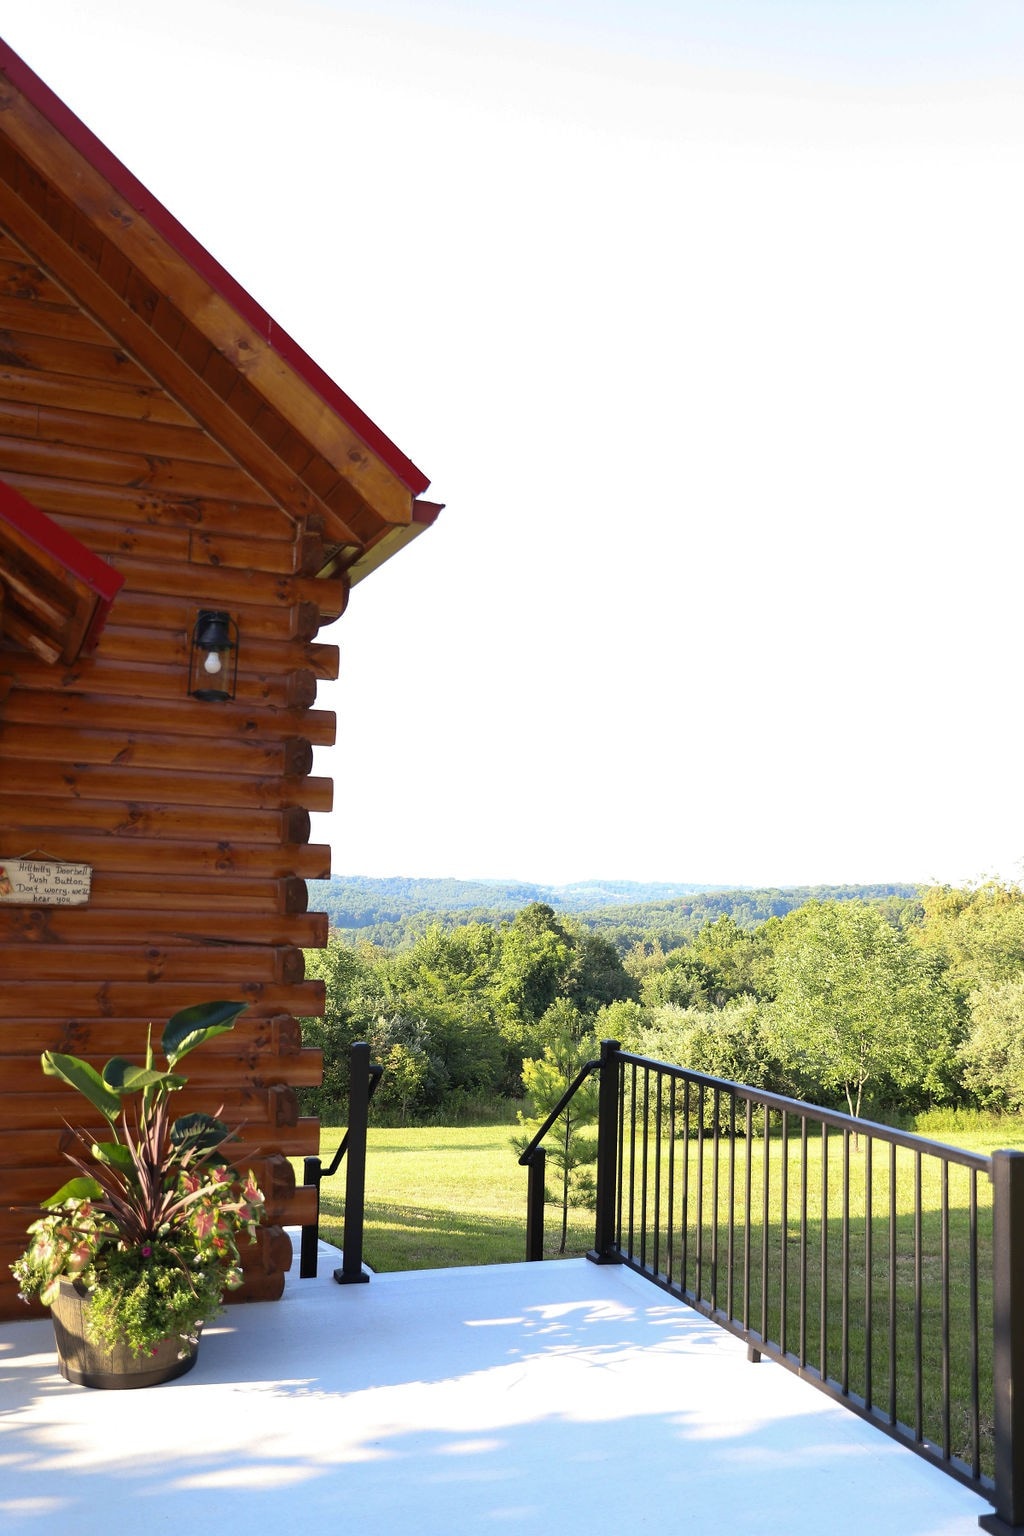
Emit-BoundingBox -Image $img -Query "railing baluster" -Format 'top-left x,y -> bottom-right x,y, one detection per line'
915,1149 -> 923,1441
653,1072 -> 663,1279
841,1126 -> 850,1396
941,1158 -> 950,1461
970,1167 -> 981,1481
872,1136 -> 878,1406
780,1110 -> 788,1357
681,1078 -> 691,1291
800,1115 -> 808,1370
711,1087 -> 721,1311
760,1105 -> 770,1345
666,1074 -> 677,1289
820,1125 -> 829,1384
743,1096 -> 753,1333
695,1083 -> 705,1301
727,1093 -> 736,1323
888,1141 -> 897,1427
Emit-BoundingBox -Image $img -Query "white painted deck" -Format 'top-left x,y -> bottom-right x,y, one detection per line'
0,1237 -> 995,1535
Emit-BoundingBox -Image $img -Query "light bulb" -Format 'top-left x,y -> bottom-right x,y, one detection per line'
203,650 -> 223,676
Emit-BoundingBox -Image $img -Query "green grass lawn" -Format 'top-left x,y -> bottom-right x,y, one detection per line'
312,1124 -> 594,1272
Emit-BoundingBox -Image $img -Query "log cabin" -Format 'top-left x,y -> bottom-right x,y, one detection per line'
0,39 -> 439,1318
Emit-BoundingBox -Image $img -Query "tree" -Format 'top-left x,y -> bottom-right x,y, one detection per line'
764,901 -> 957,1120
512,1002 -> 598,1254
960,979 -> 1024,1111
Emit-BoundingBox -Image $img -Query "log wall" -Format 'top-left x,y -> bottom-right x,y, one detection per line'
0,221 -> 337,1318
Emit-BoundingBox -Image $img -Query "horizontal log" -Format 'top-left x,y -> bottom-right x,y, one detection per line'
0,253 -> 80,307
47,510 -> 320,580
1,792 -> 313,841
0,977 -> 325,1019
1,1150 -> 299,1214
97,626 -> 330,676
0,362 -> 195,427
0,1014 -> 306,1059
1,465 -> 297,540
0,324 -> 153,387
244,1224 -> 294,1276
1,684 -> 333,749
0,832 -> 331,880
0,1048 -> 322,1094
0,720 -> 314,778
80,872 -> 309,914
0,427 -> 269,503
231,1268 -> 287,1302
0,906 -> 328,949
0,1116 -> 320,1169
0,1081 -> 299,1132
0,941 -> 305,984
0,761 -> 332,814
1,654 -> 320,712
307,643 -> 340,681
0,395 -> 238,466
0,293 -> 131,345
105,589 -> 325,642
104,551 -> 348,620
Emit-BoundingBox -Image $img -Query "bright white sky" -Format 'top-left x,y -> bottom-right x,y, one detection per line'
4,1 -> 1023,890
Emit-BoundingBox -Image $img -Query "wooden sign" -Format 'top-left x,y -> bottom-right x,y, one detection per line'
0,858 -> 92,906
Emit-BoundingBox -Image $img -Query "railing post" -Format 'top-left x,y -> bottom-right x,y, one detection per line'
588,1038 -> 621,1266
299,1155 -> 322,1279
981,1150 -> 1024,1534
334,1041 -> 372,1286
526,1149 -> 546,1261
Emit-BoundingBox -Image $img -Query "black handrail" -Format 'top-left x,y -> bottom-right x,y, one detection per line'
299,1041 -> 383,1281
516,1056 -> 601,1168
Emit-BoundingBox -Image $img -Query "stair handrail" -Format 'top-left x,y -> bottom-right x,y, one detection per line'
517,1054 -> 601,1261
299,1041 -> 383,1280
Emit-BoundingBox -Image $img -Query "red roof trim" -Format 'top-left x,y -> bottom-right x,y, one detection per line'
0,479 -> 124,650
0,39 -> 430,499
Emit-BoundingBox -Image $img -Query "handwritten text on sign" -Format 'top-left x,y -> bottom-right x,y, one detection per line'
0,859 -> 92,906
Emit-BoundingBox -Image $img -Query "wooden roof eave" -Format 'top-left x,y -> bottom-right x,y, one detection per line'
0,42 -> 433,567
345,500 -> 444,586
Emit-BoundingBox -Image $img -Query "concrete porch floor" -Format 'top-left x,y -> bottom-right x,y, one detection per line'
0,1238 -> 995,1534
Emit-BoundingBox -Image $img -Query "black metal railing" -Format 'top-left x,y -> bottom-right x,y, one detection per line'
299,1040 -> 382,1284
522,1040 -> 1024,1533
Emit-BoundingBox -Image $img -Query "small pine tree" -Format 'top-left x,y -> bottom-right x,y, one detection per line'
512,1003 -> 599,1254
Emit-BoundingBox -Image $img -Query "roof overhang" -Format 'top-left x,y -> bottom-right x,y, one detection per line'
0,478 -> 124,662
0,39 -> 436,572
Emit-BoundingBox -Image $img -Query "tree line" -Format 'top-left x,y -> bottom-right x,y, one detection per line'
306,876 -> 919,952
301,880 -> 1024,1126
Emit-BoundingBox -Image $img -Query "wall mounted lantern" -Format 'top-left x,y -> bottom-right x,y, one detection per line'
188,609 -> 239,701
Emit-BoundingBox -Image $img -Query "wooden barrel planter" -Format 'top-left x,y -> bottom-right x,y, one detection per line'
50,1280 -> 201,1389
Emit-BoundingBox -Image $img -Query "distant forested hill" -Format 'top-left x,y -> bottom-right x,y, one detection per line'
308,876 -> 922,952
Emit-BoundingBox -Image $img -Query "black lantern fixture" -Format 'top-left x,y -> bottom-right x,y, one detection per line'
188,609 -> 239,701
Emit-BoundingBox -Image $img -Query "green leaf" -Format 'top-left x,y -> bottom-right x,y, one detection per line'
102,1058 -> 185,1095
42,1175 -> 104,1207
162,1001 -> 247,1067
171,1112 -> 233,1154
41,1052 -> 122,1124
91,1141 -> 135,1174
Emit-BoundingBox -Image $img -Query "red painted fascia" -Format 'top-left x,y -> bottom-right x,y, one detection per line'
0,38 -> 431,499
0,479 -> 125,651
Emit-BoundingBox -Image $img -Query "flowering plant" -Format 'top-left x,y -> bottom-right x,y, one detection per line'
11,1001 -> 265,1359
